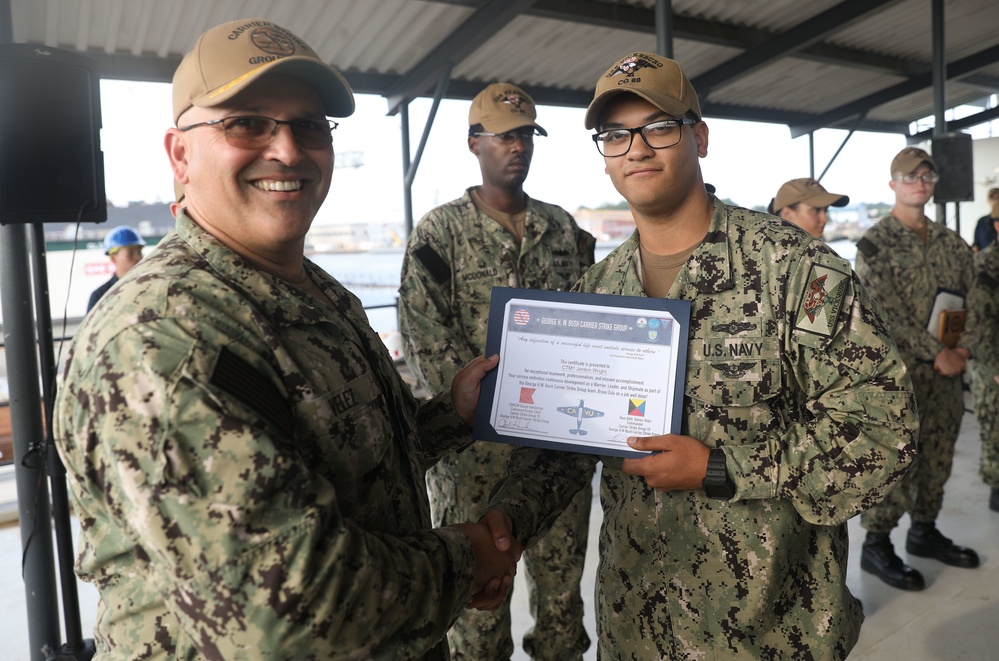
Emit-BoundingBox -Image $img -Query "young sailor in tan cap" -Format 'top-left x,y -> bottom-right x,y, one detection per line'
481,51 -> 916,660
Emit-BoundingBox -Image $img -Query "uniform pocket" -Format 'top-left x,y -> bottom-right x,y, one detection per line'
686,358 -> 782,407
293,370 -> 392,477
684,347 -> 783,443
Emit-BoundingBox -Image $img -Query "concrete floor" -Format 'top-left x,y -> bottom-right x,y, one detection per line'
1,397 -> 997,660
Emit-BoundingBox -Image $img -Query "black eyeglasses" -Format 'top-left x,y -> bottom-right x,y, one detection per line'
471,127 -> 542,145
179,115 -> 338,150
592,118 -> 698,157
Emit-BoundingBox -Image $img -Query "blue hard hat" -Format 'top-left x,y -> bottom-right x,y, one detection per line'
102,226 -> 145,255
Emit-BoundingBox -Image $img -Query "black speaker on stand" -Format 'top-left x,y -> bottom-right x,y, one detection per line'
0,43 -> 106,224
0,43 -> 102,661
932,132 -> 974,204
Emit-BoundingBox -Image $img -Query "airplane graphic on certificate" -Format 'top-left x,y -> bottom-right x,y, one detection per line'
473,287 -> 690,458
558,400 -> 604,435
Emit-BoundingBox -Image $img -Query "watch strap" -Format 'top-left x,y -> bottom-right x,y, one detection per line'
703,447 -> 735,499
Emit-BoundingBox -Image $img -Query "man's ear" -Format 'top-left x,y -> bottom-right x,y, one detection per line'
164,128 -> 190,187
468,135 -> 480,156
694,121 -> 709,158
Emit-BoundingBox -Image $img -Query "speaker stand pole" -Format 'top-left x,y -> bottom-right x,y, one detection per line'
29,223 -> 94,660
0,222 -> 61,659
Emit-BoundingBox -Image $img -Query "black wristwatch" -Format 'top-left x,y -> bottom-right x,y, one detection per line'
702,447 -> 736,500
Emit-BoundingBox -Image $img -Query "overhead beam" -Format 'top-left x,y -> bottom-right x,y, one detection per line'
703,101 -> 908,134
789,42 -> 999,137
68,48 -> 179,82
692,0 -> 903,98
430,0 -> 926,78
383,0 -> 535,116
952,72 -> 999,95
907,104 -> 999,142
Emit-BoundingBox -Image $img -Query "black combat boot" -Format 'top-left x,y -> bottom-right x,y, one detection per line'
990,488 -> 999,513
906,521 -> 980,568
861,532 -> 925,591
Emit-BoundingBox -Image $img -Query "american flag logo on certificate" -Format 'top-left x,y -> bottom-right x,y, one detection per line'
513,308 -> 531,326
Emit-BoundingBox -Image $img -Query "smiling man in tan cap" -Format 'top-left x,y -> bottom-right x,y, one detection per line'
54,18 -> 516,660
482,51 -> 916,660
399,82 -> 595,660
855,145 -> 982,592
769,177 -> 849,239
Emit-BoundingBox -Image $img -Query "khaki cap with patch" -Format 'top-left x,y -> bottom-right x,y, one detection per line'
772,178 -> 849,214
469,82 -> 547,136
585,52 -> 701,130
172,18 -> 354,124
890,146 -> 936,176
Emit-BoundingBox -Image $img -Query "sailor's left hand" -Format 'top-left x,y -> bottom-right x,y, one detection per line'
622,435 -> 711,492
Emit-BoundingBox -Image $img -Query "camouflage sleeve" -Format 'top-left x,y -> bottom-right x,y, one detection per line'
399,211 -> 479,395
727,249 -> 918,525
955,242 -> 982,358
487,448 -> 598,547
58,320 -> 474,657
415,389 -> 475,465
967,250 -> 999,367
855,240 -> 942,362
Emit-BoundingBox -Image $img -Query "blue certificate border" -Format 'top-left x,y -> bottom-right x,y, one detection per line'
473,287 -> 691,458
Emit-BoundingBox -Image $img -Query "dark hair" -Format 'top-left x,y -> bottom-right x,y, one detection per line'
989,187 -> 999,199
769,201 -> 799,216
468,123 -> 484,138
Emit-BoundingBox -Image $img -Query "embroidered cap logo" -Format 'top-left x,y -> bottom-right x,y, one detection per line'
610,56 -> 655,78
250,27 -> 297,56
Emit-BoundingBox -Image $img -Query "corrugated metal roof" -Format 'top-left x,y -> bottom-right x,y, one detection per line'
4,0 -> 998,138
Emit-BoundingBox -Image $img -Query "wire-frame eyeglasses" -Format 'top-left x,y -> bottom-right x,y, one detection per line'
471,127 -> 543,145
179,115 -> 338,150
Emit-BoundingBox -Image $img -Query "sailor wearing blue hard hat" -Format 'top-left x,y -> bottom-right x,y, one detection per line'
87,225 -> 146,313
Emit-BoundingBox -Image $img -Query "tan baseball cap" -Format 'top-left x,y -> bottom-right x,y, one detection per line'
772,178 -> 849,214
172,18 -> 354,124
890,146 -> 936,176
468,82 -> 547,136
585,52 -> 701,130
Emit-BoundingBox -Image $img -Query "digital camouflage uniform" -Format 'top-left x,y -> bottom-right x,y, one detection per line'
399,188 -> 596,660
488,200 -> 917,660
54,212 -> 478,661
855,215 -> 978,532
968,243 -> 999,489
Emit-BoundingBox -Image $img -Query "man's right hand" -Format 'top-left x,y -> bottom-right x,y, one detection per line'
449,355 -> 500,428
450,521 -> 519,611
479,508 -> 522,555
